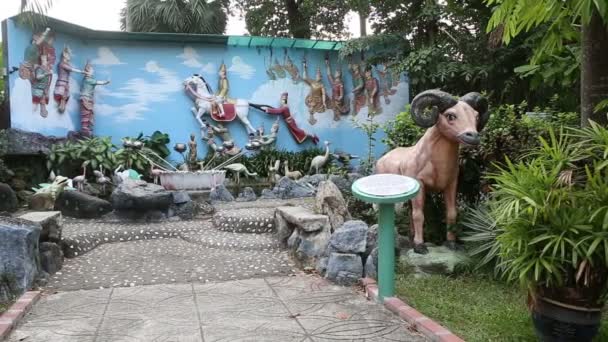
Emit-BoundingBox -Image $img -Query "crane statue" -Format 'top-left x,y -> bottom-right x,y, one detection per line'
309,141 -> 331,174
223,163 -> 258,185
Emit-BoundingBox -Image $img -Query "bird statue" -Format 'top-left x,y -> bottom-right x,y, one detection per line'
268,160 -> 281,185
223,163 -> 258,185
113,165 -> 142,184
150,164 -> 163,184
284,160 -> 303,180
73,161 -> 89,191
93,166 -> 112,194
309,141 -> 331,174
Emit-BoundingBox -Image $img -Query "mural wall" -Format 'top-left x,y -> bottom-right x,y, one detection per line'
3,17 -> 410,162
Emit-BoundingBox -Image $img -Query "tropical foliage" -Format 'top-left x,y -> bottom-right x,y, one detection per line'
120,0 -> 228,34
464,123 -> 608,304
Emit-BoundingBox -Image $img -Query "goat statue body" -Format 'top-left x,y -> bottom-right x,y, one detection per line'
375,90 -> 489,254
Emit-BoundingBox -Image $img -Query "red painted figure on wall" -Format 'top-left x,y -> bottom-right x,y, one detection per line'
263,93 -> 319,144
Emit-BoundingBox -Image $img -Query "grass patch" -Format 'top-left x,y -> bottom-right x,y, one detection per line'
395,272 -> 608,341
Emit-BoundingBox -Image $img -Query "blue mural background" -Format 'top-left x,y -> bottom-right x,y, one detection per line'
4,18 -> 410,164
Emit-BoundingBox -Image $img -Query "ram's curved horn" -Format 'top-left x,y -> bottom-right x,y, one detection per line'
410,90 -> 457,128
460,92 -> 489,131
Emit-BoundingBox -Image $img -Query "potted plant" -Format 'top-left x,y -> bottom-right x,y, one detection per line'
464,122 -> 608,341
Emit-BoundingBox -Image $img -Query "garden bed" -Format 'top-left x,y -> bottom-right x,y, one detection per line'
395,272 -> 608,341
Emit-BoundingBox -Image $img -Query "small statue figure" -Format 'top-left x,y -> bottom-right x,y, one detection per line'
263,93 -> 319,144
23,29 -> 50,71
32,54 -> 52,118
268,160 -> 281,185
211,62 -> 230,118
364,66 -> 381,116
54,46 -> 83,113
202,120 -> 240,156
325,58 -> 350,120
377,64 -> 397,105
79,61 -> 110,137
284,54 -> 299,83
302,59 -> 329,125
247,118 -> 280,150
188,133 -> 198,166
349,63 -> 366,116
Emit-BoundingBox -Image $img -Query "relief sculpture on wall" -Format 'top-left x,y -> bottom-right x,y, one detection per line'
349,63 -> 366,116
54,46 -> 83,113
262,93 -> 319,144
325,58 -> 350,121
302,58 -> 329,125
79,61 -> 110,137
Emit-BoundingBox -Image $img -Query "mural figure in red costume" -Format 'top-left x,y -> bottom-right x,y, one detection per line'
79,61 -> 110,137
263,93 -> 319,145
325,58 -> 350,121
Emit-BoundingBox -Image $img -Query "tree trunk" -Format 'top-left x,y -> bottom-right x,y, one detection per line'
581,9 -> 608,126
359,11 -> 367,37
284,0 -> 311,39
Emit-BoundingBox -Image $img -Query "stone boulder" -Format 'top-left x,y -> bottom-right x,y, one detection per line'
236,187 -> 257,202
298,174 -> 328,187
29,192 -> 56,211
169,191 -> 195,220
39,242 -> 63,275
260,188 -> 277,199
56,191 -> 112,219
400,245 -> 471,276
209,184 -> 234,202
328,173 -> 362,194
0,183 -> 18,212
314,181 -> 350,231
329,220 -> 368,254
364,247 -> 378,279
18,211 -> 62,242
273,177 -> 315,199
326,252 -> 363,286
111,180 -> 173,211
4,128 -> 69,156
0,217 -> 41,302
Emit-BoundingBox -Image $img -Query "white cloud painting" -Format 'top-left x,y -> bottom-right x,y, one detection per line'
92,47 -> 125,66
228,56 -> 255,80
96,60 -> 181,123
177,46 -> 216,75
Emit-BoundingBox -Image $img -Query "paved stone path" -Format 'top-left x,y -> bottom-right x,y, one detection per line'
9,198 -> 426,341
11,276 -> 426,342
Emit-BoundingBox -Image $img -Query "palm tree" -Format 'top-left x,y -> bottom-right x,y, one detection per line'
120,0 -> 227,34
19,0 -> 54,28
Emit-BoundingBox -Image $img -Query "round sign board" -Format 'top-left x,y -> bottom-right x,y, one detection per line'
351,174 -> 420,204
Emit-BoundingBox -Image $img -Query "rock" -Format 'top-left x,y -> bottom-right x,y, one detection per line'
39,242 -> 63,275
214,207 -> 276,233
0,217 -> 41,302
260,188 -> 277,199
172,191 -> 191,204
326,252 -> 363,286
316,256 -> 329,274
16,190 -> 34,204
236,187 -> 257,202
364,247 -> 378,279
111,180 -> 173,211
329,220 -> 368,254
196,201 -> 215,216
273,177 -> 315,199
18,211 -> 62,242
56,191 -> 112,219
294,228 -> 331,268
9,178 -> 28,192
0,183 -> 18,212
276,206 -> 329,233
325,173 -> 362,195
400,246 -> 471,276
314,181 -> 350,231
299,174 -> 328,187
4,128 -> 69,156
170,201 -> 195,220
209,184 -> 234,202
29,192 -> 56,211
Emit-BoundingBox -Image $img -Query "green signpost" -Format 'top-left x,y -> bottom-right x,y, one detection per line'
351,174 -> 420,301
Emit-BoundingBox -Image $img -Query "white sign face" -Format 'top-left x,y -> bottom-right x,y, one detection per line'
356,174 -> 418,197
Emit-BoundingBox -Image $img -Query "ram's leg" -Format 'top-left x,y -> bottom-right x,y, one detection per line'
444,180 -> 461,251
411,185 -> 427,254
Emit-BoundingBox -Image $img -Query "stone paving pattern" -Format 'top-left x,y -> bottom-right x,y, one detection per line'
11,275 -> 427,342
48,220 -> 293,291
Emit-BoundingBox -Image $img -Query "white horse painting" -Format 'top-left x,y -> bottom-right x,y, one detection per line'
183,74 -> 258,134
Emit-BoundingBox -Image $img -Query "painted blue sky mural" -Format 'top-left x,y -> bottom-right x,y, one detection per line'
3,17 -> 409,163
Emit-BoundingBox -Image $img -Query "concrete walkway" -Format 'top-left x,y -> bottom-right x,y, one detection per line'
10,275 -> 426,342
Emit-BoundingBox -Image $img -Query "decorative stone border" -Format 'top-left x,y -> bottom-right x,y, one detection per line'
360,278 -> 465,342
0,291 -> 41,341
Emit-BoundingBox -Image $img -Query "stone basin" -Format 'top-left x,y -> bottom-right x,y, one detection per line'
159,170 -> 226,190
